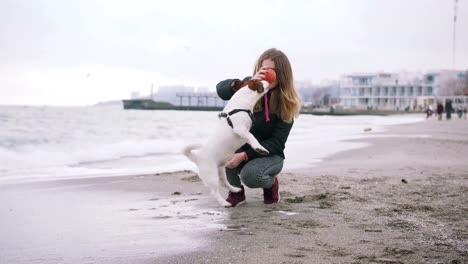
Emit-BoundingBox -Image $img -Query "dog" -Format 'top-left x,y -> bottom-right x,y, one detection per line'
183,79 -> 271,207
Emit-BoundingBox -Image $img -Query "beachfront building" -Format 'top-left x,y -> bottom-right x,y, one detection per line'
296,80 -> 340,108
338,70 -> 468,111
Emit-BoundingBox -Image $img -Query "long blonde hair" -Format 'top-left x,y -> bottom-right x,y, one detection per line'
253,48 -> 301,123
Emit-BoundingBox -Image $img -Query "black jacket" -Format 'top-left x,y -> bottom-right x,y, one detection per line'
216,77 -> 293,160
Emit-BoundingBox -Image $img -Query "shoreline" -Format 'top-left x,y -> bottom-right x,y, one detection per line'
155,116 -> 468,263
0,112 -> 424,185
1,117 -> 467,263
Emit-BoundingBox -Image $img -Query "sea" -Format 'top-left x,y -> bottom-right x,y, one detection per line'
0,105 -> 425,183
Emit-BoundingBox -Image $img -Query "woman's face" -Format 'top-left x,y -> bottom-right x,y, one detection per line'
262,58 -> 278,88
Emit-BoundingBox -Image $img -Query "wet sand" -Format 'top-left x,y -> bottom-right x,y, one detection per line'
1,116 -> 467,263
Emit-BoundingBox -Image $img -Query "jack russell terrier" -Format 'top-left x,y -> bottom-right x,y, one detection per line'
183,79 -> 272,207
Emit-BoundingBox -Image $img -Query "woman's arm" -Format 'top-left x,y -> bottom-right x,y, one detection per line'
244,120 -> 294,160
216,77 -> 252,100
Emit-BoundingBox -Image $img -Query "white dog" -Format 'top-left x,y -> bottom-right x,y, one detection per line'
183,79 -> 271,207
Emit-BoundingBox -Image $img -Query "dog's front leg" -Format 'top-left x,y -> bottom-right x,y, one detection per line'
232,127 -> 269,155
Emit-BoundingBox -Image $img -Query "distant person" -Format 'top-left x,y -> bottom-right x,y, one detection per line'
216,48 -> 301,207
425,105 -> 434,119
457,106 -> 463,119
445,100 -> 453,120
464,106 -> 467,120
436,102 -> 444,121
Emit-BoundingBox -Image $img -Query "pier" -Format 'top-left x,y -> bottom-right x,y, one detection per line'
175,92 -> 225,108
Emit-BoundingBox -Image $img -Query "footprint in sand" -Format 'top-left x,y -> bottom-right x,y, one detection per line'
177,215 -> 197,219
296,247 -> 314,252
236,231 -> 254,235
152,215 -> 171,220
181,175 -> 201,182
284,252 -> 306,258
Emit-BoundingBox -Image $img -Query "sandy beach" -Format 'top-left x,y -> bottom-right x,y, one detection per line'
1,116 -> 467,264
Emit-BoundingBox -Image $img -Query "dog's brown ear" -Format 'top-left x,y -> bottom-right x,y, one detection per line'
231,80 -> 245,91
247,80 -> 264,93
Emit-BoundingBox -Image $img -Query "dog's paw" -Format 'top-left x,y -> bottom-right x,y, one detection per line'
223,201 -> 233,208
254,147 -> 269,155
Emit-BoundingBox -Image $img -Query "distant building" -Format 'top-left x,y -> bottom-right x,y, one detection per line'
154,85 -> 195,105
296,80 -> 340,107
338,70 -> 468,111
131,91 -> 140,99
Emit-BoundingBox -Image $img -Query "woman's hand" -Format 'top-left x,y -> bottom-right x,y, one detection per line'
225,152 -> 247,169
253,66 -> 278,88
252,66 -> 269,80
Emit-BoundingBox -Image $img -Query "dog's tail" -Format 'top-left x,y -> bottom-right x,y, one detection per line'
182,144 -> 202,163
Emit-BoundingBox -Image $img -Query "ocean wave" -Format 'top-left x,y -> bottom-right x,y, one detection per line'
0,105 -> 423,182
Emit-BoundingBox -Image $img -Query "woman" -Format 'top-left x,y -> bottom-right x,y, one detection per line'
216,48 -> 301,207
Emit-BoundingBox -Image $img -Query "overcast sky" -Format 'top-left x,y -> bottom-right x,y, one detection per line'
1,0 -> 467,106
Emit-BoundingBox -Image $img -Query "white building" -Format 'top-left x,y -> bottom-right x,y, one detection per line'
155,85 -> 195,105
339,70 -> 468,111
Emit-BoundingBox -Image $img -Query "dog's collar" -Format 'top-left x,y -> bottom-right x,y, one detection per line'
218,109 -> 255,129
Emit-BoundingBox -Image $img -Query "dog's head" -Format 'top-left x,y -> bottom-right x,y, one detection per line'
231,79 -> 267,94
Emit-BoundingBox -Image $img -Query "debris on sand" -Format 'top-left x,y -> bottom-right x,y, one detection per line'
181,175 -> 201,182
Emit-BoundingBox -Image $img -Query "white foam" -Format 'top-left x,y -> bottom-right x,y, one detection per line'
0,105 -> 424,183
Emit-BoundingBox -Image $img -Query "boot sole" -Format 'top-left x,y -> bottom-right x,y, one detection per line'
235,200 -> 246,207
227,200 -> 246,207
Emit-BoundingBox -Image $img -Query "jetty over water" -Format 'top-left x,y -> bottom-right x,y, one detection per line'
123,92 -> 225,111
175,92 -> 225,108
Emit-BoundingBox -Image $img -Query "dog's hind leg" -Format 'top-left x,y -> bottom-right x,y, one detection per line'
199,163 -> 232,207
218,166 -> 242,193
210,186 -> 232,207
232,128 -> 269,155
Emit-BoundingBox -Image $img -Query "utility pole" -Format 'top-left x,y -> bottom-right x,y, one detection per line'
452,0 -> 458,69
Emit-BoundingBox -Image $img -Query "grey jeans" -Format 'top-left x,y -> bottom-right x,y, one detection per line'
226,155 -> 284,189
